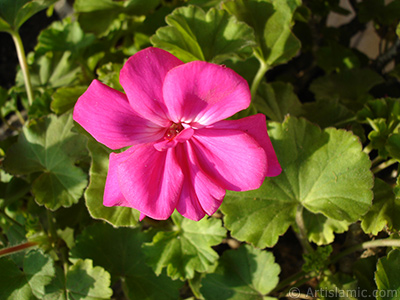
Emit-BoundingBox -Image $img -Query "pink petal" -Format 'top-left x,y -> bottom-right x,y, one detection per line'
210,114 -> 282,177
104,151 -> 131,207
117,144 -> 184,220
162,61 -> 251,126
73,80 -> 165,150
120,47 -> 183,127
139,213 -> 146,221
175,143 -> 225,221
190,127 -> 268,191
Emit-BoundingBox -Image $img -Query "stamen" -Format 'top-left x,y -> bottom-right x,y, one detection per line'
165,123 -> 184,140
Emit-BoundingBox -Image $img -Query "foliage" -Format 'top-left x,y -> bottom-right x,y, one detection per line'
1,0 -> 400,299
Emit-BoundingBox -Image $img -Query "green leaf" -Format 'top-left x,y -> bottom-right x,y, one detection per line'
0,17 -> 12,32
375,249 -> 400,300
318,272 -> 359,300
0,87 -> 20,117
303,209 -> 350,245
43,266 -> 66,300
254,81 -> 302,122
44,260 -> 113,300
357,98 -> 400,126
21,51 -> 80,89
358,0 -> 400,25
300,99 -> 355,129
96,63 -> 123,92
353,256 -> 378,297
361,179 -> 400,235
85,140 -> 139,226
74,0 -> 160,35
357,98 -> 400,158
66,259 -> 113,300
388,133 -> 400,160
36,19 -> 95,57
151,5 -> 256,63
24,250 -> 56,298
51,86 -> 87,115
223,0 -> 301,66
200,244 -> 280,299
316,42 -> 360,73
310,68 -> 384,111
4,114 -> 87,210
0,249 -> 55,300
70,223 -> 183,300
221,117 -> 373,248
0,0 -> 57,32
143,212 -> 227,280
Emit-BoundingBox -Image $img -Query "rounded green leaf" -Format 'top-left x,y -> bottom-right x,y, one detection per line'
254,81 -> 302,122
151,5 -> 256,63
85,140 -> 139,227
0,0 -> 57,32
70,223 -> 183,300
221,117 -> 373,248
310,68 -> 384,111
51,86 -> 88,115
201,244 -> 280,299
36,20 -> 95,56
303,209 -> 350,246
143,213 -> 227,280
3,114 -> 88,210
361,179 -> 400,235
66,259 -> 113,300
375,249 -> 400,300
0,249 -> 55,300
223,0 -> 301,66
74,0 -> 160,35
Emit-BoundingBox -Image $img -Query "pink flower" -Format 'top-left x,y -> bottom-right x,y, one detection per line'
73,47 -> 281,221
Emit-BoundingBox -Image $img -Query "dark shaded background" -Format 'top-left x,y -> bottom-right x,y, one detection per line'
0,10 -> 59,89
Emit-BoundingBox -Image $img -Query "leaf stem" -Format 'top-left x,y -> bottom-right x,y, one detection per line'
363,143 -> 373,154
250,59 -> 268,98
329,238 -> 400,265
10,30 -> 34,106
0,115 -> 19,131
295,206 -> 313,254
46,210 -> 70,275
371,159 -> 397,174
0,241 -> 38,258
46,210 -> 57,243
371,155 -> 385,168
15,109 -> 25,125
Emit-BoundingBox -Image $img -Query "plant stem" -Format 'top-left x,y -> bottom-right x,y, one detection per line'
363,143 -> 373,154
250,59 -> 269,98
10,30 -> 34,106
15,110 -> 25,125
295,206 -> 313,254
329,238 -> 400,265
371,158 -> 397,174
46,210 -> 57,243
46,210 -> 70,275
0,241 -> 38,258
271,270 -> 306,294
0,209 -> 24,229
371,155 -> 384,168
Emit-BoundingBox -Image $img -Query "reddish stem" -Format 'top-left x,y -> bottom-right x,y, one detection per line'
0,241 -> 38,257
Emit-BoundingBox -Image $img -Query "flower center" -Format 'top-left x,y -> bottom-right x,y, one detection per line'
165,123 -> 184,140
